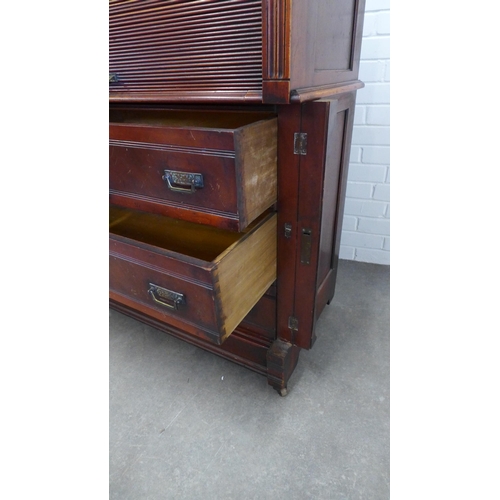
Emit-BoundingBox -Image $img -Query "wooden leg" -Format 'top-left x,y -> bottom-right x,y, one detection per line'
266,339 -> 300,396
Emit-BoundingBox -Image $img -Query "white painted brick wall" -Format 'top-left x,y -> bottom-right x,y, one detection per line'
340,3 -> 390,265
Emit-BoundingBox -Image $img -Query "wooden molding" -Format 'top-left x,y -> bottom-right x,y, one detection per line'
290,81 -> 364,103
109,91 -> 264,104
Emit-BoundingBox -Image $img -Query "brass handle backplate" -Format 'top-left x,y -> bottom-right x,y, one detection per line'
148,283 -> 185,310
162,170 -> 204,194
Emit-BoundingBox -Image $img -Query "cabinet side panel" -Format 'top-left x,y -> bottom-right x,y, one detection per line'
317,110 -> 347,285
313,0 -> 357,71
290,95 -> 356,349
315,93 -> 356,316
290,0 -> 365,90
292,100 -> 331,349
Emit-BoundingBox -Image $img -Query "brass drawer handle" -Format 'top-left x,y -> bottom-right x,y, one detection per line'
162,170 -> 204,194
148,283 -> 185,310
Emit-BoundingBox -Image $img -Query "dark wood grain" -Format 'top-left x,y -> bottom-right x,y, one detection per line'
275,104 -> 303,344
238,283 -> 277,342
284,94 -> 357,350
289,0 -> 366,91
111,298 -> 273,377
292,100 -> 331,349
315,93 -> 357,315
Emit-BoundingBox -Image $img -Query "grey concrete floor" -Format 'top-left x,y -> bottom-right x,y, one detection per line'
110,259 -> 389,500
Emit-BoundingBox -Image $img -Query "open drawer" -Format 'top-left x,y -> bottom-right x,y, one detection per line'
109,206 -> 277,345
109,107 -> 277,232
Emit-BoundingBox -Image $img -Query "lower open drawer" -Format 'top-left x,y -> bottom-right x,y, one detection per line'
109,206 -> 277,345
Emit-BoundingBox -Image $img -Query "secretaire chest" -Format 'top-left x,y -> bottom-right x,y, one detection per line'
109,0 -> 366,395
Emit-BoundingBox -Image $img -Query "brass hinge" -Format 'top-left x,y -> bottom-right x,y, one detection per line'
293,132 -> 307,155
288,316 -> 299,332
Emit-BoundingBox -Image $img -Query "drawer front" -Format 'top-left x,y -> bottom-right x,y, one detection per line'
109,115 -> 277,231
109,134 -> 239,225
109,212 -> 277,345
110,250 -> 221,344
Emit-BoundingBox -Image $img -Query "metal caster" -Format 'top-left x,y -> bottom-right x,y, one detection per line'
279,387 -> 288,397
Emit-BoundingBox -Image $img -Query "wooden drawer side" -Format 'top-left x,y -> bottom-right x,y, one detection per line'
235,118 -> 278,228
214,214 -> 277,342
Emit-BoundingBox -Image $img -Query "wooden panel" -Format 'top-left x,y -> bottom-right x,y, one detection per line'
109,0 -> 263,101
215,214 -> 277,341
109,139 -> 239,217
109,249 -> 220,342
238,283 -> 277,341
235,118 -> 278,228
289,94 -> 357,350
317,110 -> 347,285
292,100 -> 331,349
315,93 -> 356,316
313,0 -> 357,70
289,0 -> 365,90
276,104 -> 303,344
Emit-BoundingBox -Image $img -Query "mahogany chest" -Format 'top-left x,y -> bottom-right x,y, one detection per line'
109,0 -> 365,395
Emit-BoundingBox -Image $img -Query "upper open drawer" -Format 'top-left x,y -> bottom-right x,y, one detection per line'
109,107 -> 277,232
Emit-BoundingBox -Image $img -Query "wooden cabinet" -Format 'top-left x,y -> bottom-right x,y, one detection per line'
109,0 -> 365,395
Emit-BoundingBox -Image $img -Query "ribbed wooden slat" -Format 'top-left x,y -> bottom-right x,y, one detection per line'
110,47 -> 261,64
109,0 -> 263,99
110,5 -> 261,33
110,0 -> 254,17
110,29 -> 261,48
110,19 -> 261,41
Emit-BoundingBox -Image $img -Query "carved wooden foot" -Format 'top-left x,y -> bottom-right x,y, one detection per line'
266,339 -> 300,396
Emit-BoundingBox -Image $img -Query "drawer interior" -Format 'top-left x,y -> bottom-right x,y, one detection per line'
109,108 -> 276,130
110,205 -> 270,263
